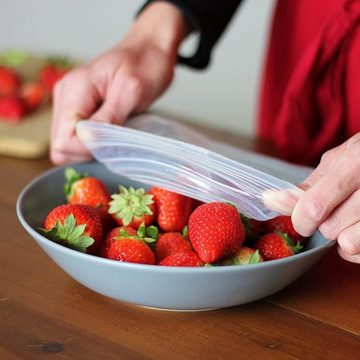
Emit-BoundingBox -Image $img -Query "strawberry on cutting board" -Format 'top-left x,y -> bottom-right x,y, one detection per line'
188,202 -> 245,263
41,203 -> 103,254
0,66 -> 21,96
40,56 -> 72,94
20,81 -> 45,111
0,96 -> 26,122
108,186 -> 156,229
149,187 -> 193,232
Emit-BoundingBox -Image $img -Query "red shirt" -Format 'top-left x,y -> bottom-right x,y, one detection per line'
258,0 -> 360,165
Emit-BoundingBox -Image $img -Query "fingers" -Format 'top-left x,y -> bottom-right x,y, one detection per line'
91,72 -> 145,124
317,189 -> 360,240
337,221 -> 360,256
292,149 -> 360,237
337,246 -> 360,264
262,187 -> 303,215
50,68 -> 100,164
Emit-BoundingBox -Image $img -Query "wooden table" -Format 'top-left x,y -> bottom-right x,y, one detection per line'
1,125 -> 359,360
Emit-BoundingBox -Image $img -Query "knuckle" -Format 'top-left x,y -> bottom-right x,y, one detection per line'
319,149 -> 335,166
299,195 -> 327,223
318,220 -> 339,240
338,231 -> 360,255
126,75 -> 144,95
97,108 -> 118,123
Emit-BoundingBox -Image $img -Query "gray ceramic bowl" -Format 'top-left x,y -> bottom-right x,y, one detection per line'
17,162 -> 333,311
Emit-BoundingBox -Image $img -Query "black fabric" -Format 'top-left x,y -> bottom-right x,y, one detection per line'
140,1 -> 242,69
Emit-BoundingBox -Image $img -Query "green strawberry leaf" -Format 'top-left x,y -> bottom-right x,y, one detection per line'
108,186 -> 154,226
145,225 -> 159,240
0,50 -> 28,67
136,223 -> 158,244
46,55 -> 73,69
64,167 -> 85,199
249,250 -> 261,264
240,213 -> 251,236
293,241 -> 303,254
40,214 -> 94,253
182,225 -> 188,238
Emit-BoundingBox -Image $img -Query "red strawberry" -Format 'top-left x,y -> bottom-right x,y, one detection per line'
149,187 -> 193,232
158,251 -> 203,267
188,202 -> 245,263
265,216 -> 305,244
20,81 -> 46,111
105,224 -> 157,265
154,231 -> 192,262
65,168 -> 110,208
64,167 -> 113,229
231,247 -> 264,265
0,96 -> 26,122
40,56 -> 72,94
108,186 -> 156,229
243,216 -> 263,238
42,204 -> 103,254
98,225 -> 137,258
255,231 -> 303,260
0,66 -> 21,96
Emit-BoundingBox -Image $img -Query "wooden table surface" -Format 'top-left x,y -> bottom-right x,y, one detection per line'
1,125 -> 359,360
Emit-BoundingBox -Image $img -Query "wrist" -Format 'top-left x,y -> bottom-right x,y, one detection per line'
123,2 -> 188,59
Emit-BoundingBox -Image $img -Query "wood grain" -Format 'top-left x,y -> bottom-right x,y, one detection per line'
1,126 -> 360,359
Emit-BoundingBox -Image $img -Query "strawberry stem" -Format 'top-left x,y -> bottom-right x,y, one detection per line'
108,186 -> 154,226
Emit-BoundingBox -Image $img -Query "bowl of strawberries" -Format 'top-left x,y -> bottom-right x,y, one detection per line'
17,162 -> 333,311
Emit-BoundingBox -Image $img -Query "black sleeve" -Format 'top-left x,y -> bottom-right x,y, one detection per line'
140,1 -> 243,69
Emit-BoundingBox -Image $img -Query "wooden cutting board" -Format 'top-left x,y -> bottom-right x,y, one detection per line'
0,54 -> 58,159
0,105 -> 51,159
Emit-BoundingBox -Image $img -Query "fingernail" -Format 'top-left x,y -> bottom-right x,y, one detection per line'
262,187 -> 303,215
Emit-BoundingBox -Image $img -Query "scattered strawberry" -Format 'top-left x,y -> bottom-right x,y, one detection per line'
255,231 -> 303,260
20,81 -> 45,111
265,216 -> 305,244
231,247 -> 264,265
0,96 -> 26,122
42,204 -> 103,254
105,224 -> 157,265
0,66 -> 21,96
154,231 -> 192,262
108,186 -> 156,229
188,202 -> 245,263
149,187 -> 193,232
158,251 -> 203,267
40,56 -> 72,94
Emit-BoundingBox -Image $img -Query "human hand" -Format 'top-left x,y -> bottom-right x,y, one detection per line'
290,133 -> 360,263
50,2 -> 187,164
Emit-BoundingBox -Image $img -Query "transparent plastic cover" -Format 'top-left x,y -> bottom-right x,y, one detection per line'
76,114 -> 312,220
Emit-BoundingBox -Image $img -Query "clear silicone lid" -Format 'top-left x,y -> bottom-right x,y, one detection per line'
76,115 -> 311,220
